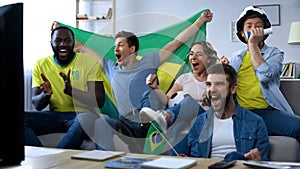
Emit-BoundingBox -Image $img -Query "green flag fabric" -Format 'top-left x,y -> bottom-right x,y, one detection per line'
57,9 -> 208,120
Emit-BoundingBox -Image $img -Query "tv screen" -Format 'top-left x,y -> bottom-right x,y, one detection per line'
0,2 -> 24,165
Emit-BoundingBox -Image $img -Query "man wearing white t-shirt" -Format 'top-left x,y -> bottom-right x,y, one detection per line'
186,64 -> 269,161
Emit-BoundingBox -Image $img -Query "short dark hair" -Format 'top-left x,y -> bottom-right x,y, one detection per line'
51,26 -> 75,40
207,64 -> 237,86
115,30 -> 139,52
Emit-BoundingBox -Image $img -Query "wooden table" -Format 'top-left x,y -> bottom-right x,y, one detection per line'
0,146 -> 252,169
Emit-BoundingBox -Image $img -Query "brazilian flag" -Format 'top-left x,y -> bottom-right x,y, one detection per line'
57,9 -> 208,120
143,121 -> 169,155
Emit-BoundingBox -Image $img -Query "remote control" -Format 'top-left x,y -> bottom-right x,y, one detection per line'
208,159 -> 237,169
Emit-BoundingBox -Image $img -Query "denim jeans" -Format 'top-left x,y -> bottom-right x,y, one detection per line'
24,111 -> 89,149
95,115 -> 150,153
94,88 -> 163,153
251,106 -> 300,139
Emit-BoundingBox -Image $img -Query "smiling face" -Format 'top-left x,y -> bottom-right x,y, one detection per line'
51,28 -> 75,65
188,44 -> 210,74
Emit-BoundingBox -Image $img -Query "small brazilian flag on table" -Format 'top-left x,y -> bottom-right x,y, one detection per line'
143,121 -> 169,155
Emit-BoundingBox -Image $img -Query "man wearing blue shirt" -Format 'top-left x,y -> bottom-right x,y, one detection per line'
222,6 -> 300,140
187,64 -> 269,161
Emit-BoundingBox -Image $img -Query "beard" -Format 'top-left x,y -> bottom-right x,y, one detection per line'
52,44 -> 75,65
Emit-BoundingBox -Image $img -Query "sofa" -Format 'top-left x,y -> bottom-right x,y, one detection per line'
28,71 -> 300,162
269,136 -> 300,162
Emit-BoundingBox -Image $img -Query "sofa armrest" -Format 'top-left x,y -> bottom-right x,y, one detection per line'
269,136 -> 300,162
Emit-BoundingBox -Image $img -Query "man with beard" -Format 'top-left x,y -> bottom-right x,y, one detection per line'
141,64 -> 269,159
185,64 -> 269,160
24,26 -> 105,149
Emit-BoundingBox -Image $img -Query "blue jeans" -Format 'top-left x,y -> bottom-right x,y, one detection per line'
24,111 -> 89,149
94,88 -> 163,153
251,107 -> 300,139
94,114 -> 149,153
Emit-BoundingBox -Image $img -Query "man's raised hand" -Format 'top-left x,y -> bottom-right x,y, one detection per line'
40,73 -> 53,95
59,69 -> 72,96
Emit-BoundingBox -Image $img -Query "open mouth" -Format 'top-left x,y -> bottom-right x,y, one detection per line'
59,49 -> 68,56
211,95 -> 220,101
210,95 -> 222,106
191,62 -> 200,69
192,62 -> 199,67
116,54 -> 121,60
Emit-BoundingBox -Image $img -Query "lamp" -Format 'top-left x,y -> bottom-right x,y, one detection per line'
288,21 -> 300,44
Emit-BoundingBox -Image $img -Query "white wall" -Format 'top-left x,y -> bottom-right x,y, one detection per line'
1,0 -> 76,110
1,0 -> 76,69
22,0 -> 76,69
115,0 -> 300,63
2,0 -> 299,68
1,0 -> 298,110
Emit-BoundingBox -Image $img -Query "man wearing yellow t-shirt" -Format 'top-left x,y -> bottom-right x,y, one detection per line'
24,26 -> 105,149
224,6 -> 300,140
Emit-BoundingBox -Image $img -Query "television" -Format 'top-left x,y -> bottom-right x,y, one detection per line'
0,2 -> 24,165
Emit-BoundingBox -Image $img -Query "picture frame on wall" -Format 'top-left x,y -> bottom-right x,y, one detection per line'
256,4 -> 281,26
231,21 -> 239,42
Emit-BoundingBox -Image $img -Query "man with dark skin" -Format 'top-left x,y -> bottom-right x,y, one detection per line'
24,26 -> 105,149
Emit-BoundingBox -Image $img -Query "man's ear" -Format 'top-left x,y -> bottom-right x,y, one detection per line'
240,31 -> 246,39
231,83 -> 238,95
129,46 -> 136,54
